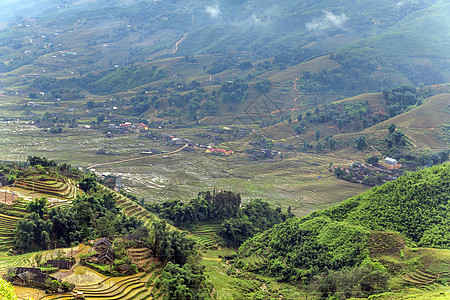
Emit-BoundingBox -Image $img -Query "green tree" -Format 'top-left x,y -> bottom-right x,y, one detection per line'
0,278 -> 17,300
239,61 -> 253,70
50,280 -> 61,292
315,141 -> 323,152
388,123 -> 397,134
366,156 -> 379,165
97,114 -> 105,124
255,79 -> 272,93
294,121 -> 306,135
325,135 -> 336,151
79,173 -> 97,193
26,197 -> 48,218
356,136 -> 366,150
315,129 -> 322,142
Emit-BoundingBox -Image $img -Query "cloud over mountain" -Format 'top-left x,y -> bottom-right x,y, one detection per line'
306,11 -> 349,31
206,5 -> 220,18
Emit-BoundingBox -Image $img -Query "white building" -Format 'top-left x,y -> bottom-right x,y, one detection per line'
384,157 -> 398,165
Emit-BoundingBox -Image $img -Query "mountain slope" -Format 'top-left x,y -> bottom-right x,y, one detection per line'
236,163 -> 450,281
360,91 -> 450,150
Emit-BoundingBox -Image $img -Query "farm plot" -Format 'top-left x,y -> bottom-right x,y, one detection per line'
0,122 -> 368,217
14,177 -> 79,201
128,248 -> 157,271
0,251 -> 36,274
0,195 -> 29,218
187,224 -> 221,249
213,154 -> 369,216
99,186 -> 160,229
71,270 -> 160,300
402,269 -> 440,286
0,213 -> 19,251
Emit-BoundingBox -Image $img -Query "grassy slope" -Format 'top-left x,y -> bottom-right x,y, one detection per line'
356,92 -> 450,151
352,1 -> 450,59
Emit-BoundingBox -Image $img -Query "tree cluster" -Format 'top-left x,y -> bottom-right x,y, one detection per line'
310,259 -> 389,299
146,191 -> 241,227
14,193 -> 142,252
382,85 -> 428,117
236,216 -> 370,282
220,79 -> 249,104
219,199 -> 293,246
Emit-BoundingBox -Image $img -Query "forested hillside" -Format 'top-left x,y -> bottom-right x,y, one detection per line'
236,163 -> 450,288
312,163 -> 450,248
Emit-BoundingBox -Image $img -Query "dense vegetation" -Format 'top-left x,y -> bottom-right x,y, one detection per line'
6,159 -> 213,298
236,163 -> 449,291
14,193 -> 142,252
317,163 -> 450,248
293,85 -> 428,138
155,251 -> 212,300
31,65 -> 166,96
149,220 -> 213,299
236,216 -> 371,282
147,191 -> 293,246
74,65 -> 166,95
146,191 -> 242,227
219,199 -> 293,246
0,278 -> 17,300
0,156 -> 80,184
296,100 -> 385,134
382,85 -> 429,117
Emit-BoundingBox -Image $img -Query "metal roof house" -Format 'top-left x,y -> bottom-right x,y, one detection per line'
384,157 -> 398,165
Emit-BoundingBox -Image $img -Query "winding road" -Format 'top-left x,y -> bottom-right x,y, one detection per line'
87,144 -> 188,169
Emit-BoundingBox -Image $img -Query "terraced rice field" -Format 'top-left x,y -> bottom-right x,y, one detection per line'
0,121 -> 369,218
402,269 -> 441,286
40,270 -> 161,300
0,251 -> 36,274
0,212 -> 19,251
99,186 -> 163,229
14,177 -> 79,201
0,246 -> 76,275
0,196 -> 29,218
128,248 -> 156,271
187,224 -> 221,249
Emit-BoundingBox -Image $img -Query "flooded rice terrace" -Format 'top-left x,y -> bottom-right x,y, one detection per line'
0,122 -> 367,212
0,121 -> 235,202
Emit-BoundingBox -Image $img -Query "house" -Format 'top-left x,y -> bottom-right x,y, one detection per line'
14,267 -> 41,275
11,267 -> 58,287
94,237 -> 112,252
139,150 -> 153,155
92,237 -> 115,265
119,122 -> 132,128
384,157 -> 398,165
12,271 -> 32,286
138,123 -> 149,131
97,248 -> 115,265
46,260 -> 74,269
206,148 -> 233,156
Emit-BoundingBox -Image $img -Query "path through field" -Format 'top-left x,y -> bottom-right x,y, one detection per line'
87,144 -> 188,169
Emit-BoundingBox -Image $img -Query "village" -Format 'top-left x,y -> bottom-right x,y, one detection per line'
5,233 -> 155,299
334,157 -> 409,186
